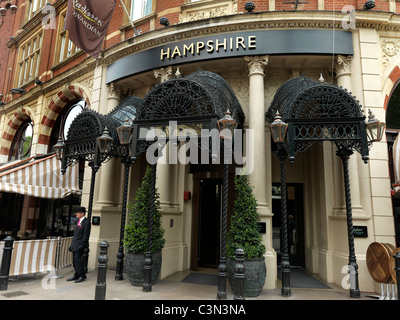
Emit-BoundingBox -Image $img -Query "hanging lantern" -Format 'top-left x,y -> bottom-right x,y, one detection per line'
116,119 -> 133,145
217,109 -> 238,139
366,109 -> 385,142
97,127 -> 113,154
270,111 -> 288,143
53,136 -> 64,160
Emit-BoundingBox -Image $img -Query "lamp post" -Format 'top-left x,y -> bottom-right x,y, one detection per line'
115,120 -> 134,280
270,112 -> 291,297
336,145 -> 360,298
216,109 -> 237,300
78,127 -> 113,274
335,110 -> 384,299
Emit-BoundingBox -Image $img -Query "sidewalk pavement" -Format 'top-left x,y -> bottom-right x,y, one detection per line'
0,266 -> 379,301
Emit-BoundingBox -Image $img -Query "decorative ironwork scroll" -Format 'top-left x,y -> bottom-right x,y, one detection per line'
267,75 -> 369,162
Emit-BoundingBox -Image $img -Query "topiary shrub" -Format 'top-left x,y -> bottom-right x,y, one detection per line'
124,166 -> 165,254
226,174 -> 266,260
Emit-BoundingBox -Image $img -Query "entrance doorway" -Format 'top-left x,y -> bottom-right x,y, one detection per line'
272,183 -> 305,267
197,178 -> 222,268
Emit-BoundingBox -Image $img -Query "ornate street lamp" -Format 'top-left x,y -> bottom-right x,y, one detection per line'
115,119 -> 134,281
53,136 -> 64,161
270,111 -> 291,297
216,109 -> 237,300
366,109 -> 385,142
97,127 -> 113,154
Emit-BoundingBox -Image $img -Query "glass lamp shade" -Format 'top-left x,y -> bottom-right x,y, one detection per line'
97,127 -> 113,154
53,137 -> 64,160
117,119 -> 133,145
217,109 -> 238,139
270,111 -> 288,143
366,109 -> 385,142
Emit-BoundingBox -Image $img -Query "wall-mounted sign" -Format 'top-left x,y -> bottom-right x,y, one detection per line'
353,226 -> 368,238
92,216 -> 101,226
106,29 -> 353,84
258,222 -> 266,234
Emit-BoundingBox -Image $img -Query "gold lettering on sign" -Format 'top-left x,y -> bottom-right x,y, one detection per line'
160,35 -> 257,61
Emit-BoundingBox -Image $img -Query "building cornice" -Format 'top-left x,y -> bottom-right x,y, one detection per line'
100,10 -> 400,66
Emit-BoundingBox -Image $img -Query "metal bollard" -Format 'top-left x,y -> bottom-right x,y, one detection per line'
234,248 -> 245,300
395,251 -> 400,300
94,241 -> 109,300
0,236 -> 14,291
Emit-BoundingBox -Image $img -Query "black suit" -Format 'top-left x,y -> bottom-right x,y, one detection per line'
69,217 -> 91,279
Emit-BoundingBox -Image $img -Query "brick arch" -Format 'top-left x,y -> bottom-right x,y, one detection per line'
38,83 -> 91,149
383,65 -> 400,112
0,106 -> 35,162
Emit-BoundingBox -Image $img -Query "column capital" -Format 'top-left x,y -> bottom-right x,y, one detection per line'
154,66 -> 173,83
245,55 -> 269,76
335,55 -> 353,78
107,82 -> 121,99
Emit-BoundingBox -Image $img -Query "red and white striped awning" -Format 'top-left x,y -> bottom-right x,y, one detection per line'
0,154 -> 81,199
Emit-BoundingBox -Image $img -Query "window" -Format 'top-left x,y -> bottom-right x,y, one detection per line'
27,0 -> 47,20
48,99 -> 86,154
16,32 -> 42,87
56,12 -> 80,63
62,100 -> 85,140
130,0 -> 152,21
9,120 -> 33,161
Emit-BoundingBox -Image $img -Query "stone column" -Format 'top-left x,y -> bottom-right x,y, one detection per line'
245,56 -> 270,216
334,55 -> 364,215
245,56 -> 275,289
153,66 -> 178,213
96,82 -> 121,206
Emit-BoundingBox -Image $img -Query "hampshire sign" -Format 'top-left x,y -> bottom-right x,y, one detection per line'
106,29 -> 353,84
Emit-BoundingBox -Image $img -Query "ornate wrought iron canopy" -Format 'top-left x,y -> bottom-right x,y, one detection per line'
61,70 -> 244,164
132,70 -> 244,158
267,75 -> 369,162
136,70 -> 244,126
62,96 -> 141,169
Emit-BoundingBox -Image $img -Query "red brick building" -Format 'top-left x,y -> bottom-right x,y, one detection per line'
0,0 -> 399,296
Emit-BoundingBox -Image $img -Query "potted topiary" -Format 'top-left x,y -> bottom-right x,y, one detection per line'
124,166 -> 165,286
226,174 -> 266,297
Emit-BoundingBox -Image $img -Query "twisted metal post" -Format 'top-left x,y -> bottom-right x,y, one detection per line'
337,147 -> 360,299
143,163 -> 157,292
277,147 -> 291,297
83,158 -> 99,274
115,158 -> 133,280
217,161 -> 229,300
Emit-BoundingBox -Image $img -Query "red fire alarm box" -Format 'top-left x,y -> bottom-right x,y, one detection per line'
184,191 -> 191,200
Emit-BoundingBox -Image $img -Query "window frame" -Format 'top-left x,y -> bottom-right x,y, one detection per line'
55,10 -> 81,64
16,31 -> 43,88
130,0 -> 153,21
9,120 -> 34,161
27,0 -> 47,21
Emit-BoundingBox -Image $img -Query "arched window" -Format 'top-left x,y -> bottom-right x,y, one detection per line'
48,99 -> 86,153
9,120 -> 33,161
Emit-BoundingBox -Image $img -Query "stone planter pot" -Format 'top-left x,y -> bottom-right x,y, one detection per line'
227,256 -> 266,297
126,251 -> 162,286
